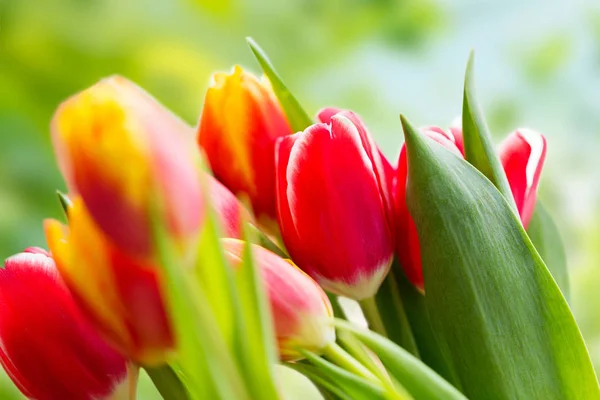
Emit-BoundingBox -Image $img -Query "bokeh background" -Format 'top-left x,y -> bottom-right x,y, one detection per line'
1,0 -> 599,397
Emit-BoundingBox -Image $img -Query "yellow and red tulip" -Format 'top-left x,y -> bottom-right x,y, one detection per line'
46,76 -> 248,364
394,126 -> 547,289
275,111 -> 394,300
198,66 -> 292,221
0,248 -> 134,400
221,239 -> 335,361
45,199 -> 172,365
51,75 -> 203,257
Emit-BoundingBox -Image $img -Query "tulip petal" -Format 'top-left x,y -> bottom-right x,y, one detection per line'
0,251 -> 127,400
46,199 -> 173,364
499,129 -> 547,227
275,133 -> 303,257
51,76 -> 202,257
206,174 -> 246,239
317,108 -> 395,228
394,127 -> 462,289
199,66 -> 292,218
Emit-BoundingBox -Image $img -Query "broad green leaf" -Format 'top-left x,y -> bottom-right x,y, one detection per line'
462,51 -> 517,212
401,115 -> 599,399
276,365 -> 325,400
246,37 -> 313,132
527,201 -> 570,300
301,350 -> 392,400
337,321 -> 466,400
391,264 -> 458,385
144,364 -> 190,400
233,228 -> 280,400
375,270 -> 419,357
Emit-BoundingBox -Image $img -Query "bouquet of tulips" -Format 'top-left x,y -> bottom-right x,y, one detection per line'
1,38 -> 597,400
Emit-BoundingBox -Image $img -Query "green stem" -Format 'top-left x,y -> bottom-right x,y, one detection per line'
323,342 -> 379,384
144,364 -> 190,400
359,296 -> 388,338
376,271 -> 420,357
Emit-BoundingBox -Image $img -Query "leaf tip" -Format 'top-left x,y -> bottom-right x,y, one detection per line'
399,114 -> 423,152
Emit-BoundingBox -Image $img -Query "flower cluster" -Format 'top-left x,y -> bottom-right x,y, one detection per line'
1,61 -> 550,399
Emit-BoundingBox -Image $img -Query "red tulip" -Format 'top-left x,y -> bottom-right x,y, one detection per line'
394,126 -> 547,289
0,248 -> 134,400
198,66 -> 292,221
221,239 -> 335,360
276,112 -> 394,300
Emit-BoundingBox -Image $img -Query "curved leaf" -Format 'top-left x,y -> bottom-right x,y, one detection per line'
401,115 -> 599,399
336,321 -> 466,400
246,37 -> 313,132
462,51 -> 517,212
301,350 -> 390,400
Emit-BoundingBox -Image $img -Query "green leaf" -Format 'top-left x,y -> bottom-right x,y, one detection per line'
246,37 -> 313,132
301,350 -> 391,400
374,270 -> 419,357
233,228 -> 280,400
56,190 -> 72,217
193,210 -> 237,347
337,330 -> 391,386
337,321 -> 466,400
144,364 -> 190,400
401,115 -> 599,399
152,202 -> 250,400
527,201 -> 570,300
462,51 -> 517,212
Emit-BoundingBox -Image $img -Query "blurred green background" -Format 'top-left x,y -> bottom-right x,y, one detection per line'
1,0 -> 599,397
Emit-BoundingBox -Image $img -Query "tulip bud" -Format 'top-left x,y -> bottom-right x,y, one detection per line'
221,239 -> 335,360
394,126 -> 546,289
276,114 -> 394,300
198,66 -> 292,220
0,248 -> 133,400
51,75 -> 203,258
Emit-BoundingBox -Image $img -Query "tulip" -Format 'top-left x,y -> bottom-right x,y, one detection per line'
221,239 -> 335,360
0,248 -> 134,400
51,75 -> 203,258
45,199 -> 172,365
198,66 -> 292,221
276,114 -> 394,301
394,126 -> 547,289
